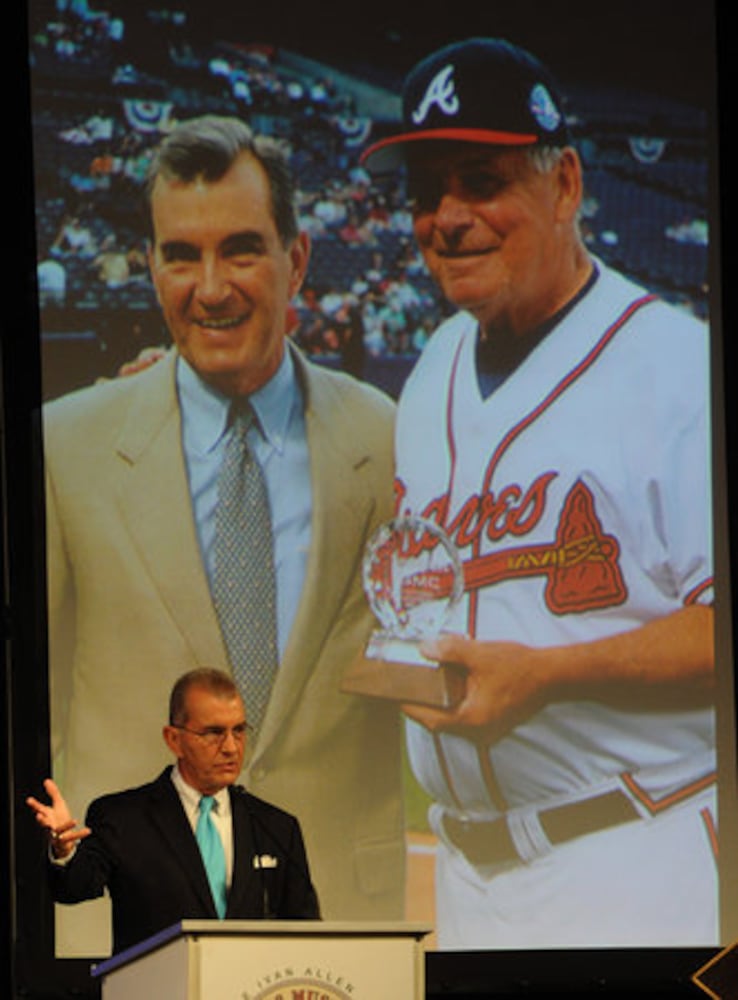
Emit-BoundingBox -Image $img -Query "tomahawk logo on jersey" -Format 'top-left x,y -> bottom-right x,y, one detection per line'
396,263 -> 714,831
362,30 -> 718,949
395,475 -> 628,617
396,264 -> 713,649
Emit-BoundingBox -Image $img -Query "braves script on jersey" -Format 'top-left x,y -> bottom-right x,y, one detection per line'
396,260 -> 717,947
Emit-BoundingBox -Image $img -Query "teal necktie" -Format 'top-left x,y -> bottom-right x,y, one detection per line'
195,795 -> 227,918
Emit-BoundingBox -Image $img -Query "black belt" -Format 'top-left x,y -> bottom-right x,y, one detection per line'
443,789 -> 640,866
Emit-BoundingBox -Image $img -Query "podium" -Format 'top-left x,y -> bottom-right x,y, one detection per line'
92,920 -> 431,999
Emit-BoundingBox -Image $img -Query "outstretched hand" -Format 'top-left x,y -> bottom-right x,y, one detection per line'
26,778 -> 91,860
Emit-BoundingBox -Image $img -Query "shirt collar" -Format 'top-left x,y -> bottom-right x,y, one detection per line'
170,763 -> 232,816
176,347 -> 301,457
248,346 -> 300,456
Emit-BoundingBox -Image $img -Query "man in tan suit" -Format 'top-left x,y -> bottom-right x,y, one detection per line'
43,116 -> 402,953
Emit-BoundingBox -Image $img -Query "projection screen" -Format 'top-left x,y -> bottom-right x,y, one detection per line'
21,0 -> 737,978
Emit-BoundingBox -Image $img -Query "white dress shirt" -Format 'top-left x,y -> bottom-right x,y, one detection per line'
171,764 -> 234,888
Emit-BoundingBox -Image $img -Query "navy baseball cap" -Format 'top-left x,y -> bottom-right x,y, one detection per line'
361,37 -> 571,172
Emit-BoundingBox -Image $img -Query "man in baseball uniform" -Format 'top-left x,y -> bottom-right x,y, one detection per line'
361,38 -> 716,949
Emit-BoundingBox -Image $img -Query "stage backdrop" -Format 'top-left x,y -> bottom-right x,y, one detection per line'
25,0 -> 737,967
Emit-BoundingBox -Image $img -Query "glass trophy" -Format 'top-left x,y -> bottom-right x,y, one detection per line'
341,515 -> 466,707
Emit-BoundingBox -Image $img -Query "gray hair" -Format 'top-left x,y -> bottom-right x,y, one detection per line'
169,668 -> 241,726
527,144 -> 584,230
145,115 -> 299,246
527,145 -> 566,174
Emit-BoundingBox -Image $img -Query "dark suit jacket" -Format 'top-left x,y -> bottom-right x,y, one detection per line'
48,768 -> 320,954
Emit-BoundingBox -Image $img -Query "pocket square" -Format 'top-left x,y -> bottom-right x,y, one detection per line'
253,854 -> 278,869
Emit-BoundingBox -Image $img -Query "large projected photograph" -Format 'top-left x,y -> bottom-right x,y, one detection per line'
19,0 -> 735,990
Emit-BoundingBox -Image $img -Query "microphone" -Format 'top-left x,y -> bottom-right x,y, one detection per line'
233,785 -> 320,920
236,787 -> 275,919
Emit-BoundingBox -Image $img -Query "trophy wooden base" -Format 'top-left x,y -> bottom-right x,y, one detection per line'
340,651 -> 465,709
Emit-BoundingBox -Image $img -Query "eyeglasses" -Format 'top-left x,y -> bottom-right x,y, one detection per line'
172,722 -> 251,747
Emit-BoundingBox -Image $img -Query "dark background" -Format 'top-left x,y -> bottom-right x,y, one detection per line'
130,0 -> 718,104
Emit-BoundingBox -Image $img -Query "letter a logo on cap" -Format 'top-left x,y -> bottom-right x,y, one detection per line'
412,64 -> 460,124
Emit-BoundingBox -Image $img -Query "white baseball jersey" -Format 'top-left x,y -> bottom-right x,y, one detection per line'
396,260 -> 717,946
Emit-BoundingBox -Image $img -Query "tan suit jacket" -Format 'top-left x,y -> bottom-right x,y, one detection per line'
44,345 -> 403,939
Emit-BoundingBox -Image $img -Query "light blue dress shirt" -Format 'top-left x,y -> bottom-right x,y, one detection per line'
177,349 -> 312,660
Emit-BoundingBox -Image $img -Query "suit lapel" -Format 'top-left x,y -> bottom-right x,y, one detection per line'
112,349 -> 376,759
114,353 -> 228,668
254,350 -> 376,752
226,786 -> 262,917
145,769 -> 217,916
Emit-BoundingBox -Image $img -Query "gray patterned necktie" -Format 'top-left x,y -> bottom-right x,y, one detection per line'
212,401 -> 278,735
